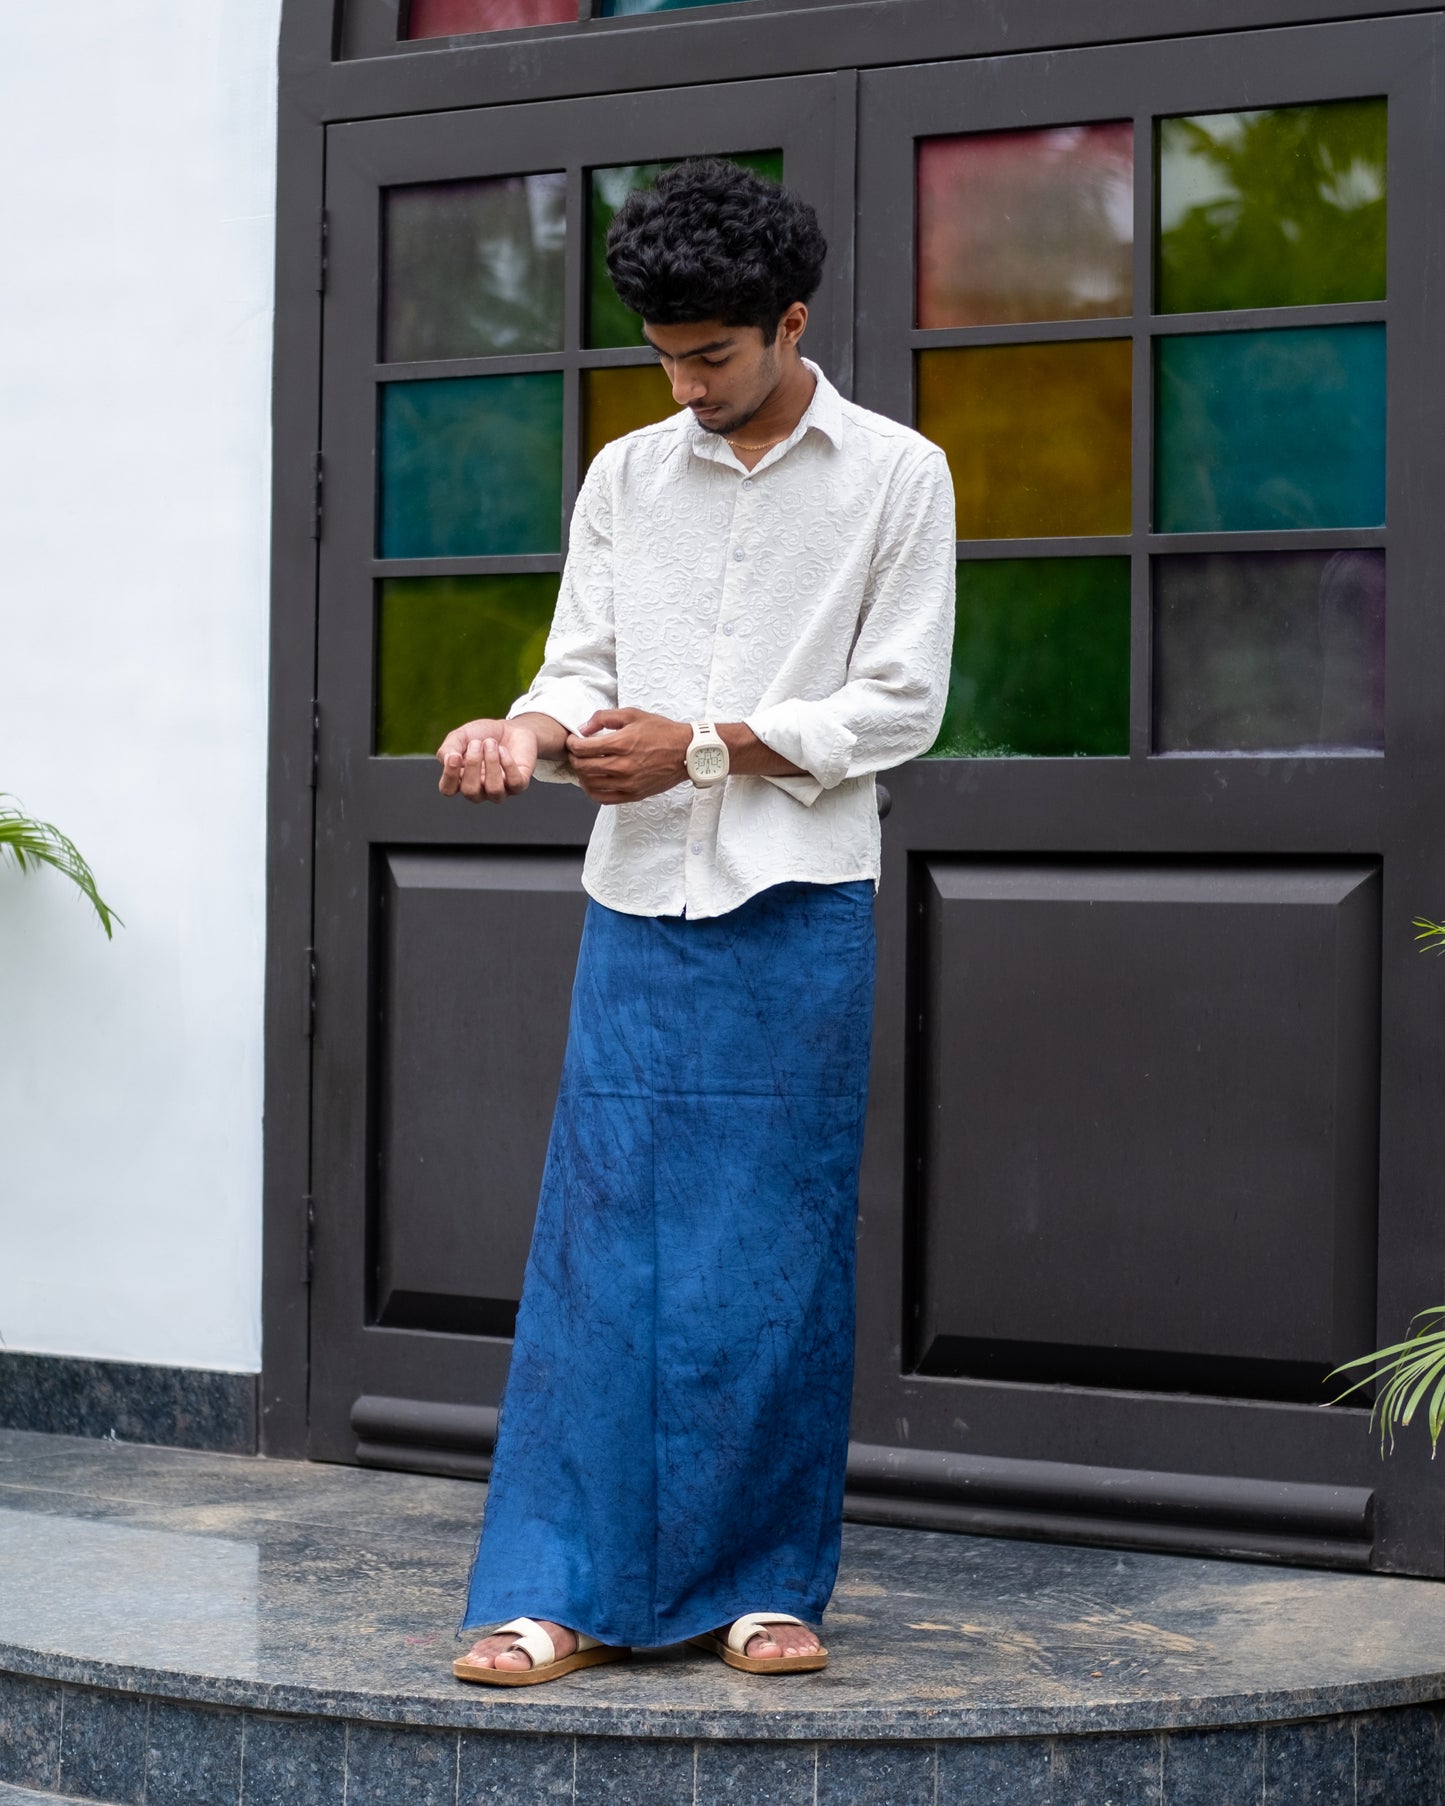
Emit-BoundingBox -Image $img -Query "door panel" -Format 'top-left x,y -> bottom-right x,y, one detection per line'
913,859 -> 1380,1399
308,74 -> 854,1468
375,849 -> 587,1341
851,16 -> 1445,1572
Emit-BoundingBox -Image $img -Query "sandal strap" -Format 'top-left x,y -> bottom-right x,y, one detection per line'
727,1611 -> 804,1655
494,1616 -> 556,1669
491,1618 -> 602,1666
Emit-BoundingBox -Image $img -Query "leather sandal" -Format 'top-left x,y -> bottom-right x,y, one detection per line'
453,1616 -> 629,1687
687,1611 -> 829,1674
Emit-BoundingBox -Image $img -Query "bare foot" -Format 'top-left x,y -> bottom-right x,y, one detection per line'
463,1620 -> 577,1673
717,1619 -> 821,1660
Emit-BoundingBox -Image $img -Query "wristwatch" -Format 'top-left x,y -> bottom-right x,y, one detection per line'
685,721 -> 730,787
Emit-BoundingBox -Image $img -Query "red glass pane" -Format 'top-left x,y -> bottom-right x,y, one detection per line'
918,123 -> 1133,328
405,0 -> 574,37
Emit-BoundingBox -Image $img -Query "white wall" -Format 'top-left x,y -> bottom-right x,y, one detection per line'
0,2 -> 282,1372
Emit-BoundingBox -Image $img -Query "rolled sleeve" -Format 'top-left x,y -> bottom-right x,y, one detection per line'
507,455 -> 618,784
744,448 -> 956,804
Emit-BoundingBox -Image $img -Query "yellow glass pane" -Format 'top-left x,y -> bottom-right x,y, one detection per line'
582,365 -> 678,467
917,342 -> 1132,540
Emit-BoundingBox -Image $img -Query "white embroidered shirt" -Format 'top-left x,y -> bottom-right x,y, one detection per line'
508,359 -> 956,919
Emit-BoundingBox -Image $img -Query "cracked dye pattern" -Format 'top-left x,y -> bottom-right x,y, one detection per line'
462,880 -> 876,1647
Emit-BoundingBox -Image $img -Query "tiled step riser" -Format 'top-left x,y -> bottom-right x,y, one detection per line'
2,1675 -> 1442,1806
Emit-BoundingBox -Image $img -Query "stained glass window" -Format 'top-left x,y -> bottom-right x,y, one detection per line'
927,559 -> 1131,758
917,123 -> 1133,328
1156,325 -> 1386,533
588,151 -> 784,348
405,0 -> 574,37
379,374 -> 564,559
582,365 -> 677,466
917,341 -> 1132,540
1158,99 -> 1386,315
1154,551 -> 1385,753
376,575 -> 561,756
383,174 -> 566,363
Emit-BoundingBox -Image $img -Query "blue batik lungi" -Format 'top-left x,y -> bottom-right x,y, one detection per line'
461,878 -> 875,1647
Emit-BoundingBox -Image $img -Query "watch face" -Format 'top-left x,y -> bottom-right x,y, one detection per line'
691,744 -> 727,778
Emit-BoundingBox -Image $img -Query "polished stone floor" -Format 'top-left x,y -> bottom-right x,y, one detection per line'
3,1426 -> 1445,1746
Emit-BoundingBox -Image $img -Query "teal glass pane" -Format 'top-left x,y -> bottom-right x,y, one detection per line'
1154,550 -> 1384,753
376,574 -> 561,756
926,558 -> 1131,758
383,172 -> 566,362
1156,325 -> 1385,533
587,151 -> 784,348
598,0 -> 749,12
379,373 -> 563,558
1158,99 -> 1386,314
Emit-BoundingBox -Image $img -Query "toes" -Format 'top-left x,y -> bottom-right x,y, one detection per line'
493,1645 -> 533,1671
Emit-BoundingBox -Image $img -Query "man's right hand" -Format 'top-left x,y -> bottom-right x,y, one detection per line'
436,717 -> 540,803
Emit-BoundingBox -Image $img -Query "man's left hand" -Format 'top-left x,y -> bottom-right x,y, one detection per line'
567,709 -> 692,804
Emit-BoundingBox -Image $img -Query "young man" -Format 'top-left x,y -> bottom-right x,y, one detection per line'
439,159 -> 955,1685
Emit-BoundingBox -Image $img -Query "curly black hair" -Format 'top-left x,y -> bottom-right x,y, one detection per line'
604,157 -> 827,338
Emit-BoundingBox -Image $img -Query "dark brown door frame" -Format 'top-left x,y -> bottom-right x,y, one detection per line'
264,0 -> 1445,1576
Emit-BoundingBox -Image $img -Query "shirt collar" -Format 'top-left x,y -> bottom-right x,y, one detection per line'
681,356 -> 843,470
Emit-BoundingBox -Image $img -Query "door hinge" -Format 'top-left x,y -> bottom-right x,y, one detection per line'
316,209 -> 329,295
302,1193 -> 315,1286
311,451 -> 324,540
303,946 -> 317,1037
309,701 -> 320,790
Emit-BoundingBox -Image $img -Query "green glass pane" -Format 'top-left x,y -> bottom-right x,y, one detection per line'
582,364 -> 677,467
917,342 -> 1132,539
587,151 -> 784,348
926,557 -> 1131,758
918,123 -> 1133,328
376,573 -> 561,756
1155,325 -> 1385,533
379,373 -> 563,558
1154,550 -> 1384,754
383,173 -> 566,362
1158,99 -> 1386,314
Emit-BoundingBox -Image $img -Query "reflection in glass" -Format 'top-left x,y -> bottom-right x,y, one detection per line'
917,341 -> 1131,539
1155,325 -> 1385,533
383,173 -> 566,363
917,123 -> 1133,328
405,0 -> 574,36
588,151 -> 784,348
379,374 -> 563,559
376,574 -> 561,756
582,365 -> 677,466
927,558 -> 1130,758
1154,550 -> 1384,753
1158,98 -> 1386,315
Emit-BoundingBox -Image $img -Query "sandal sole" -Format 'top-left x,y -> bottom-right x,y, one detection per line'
686,1633 -> 828,1674
452,1644 -> 629,1687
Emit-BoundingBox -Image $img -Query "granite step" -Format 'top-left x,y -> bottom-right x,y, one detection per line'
0,1786 -> 120,1806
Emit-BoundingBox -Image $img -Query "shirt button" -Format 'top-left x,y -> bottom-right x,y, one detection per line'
722,622 -> 734,636
742,478 -> 753,491
690,841 -> 704,855
733,547 -> 746,562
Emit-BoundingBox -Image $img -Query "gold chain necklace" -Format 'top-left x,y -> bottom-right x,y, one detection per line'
724,430 -> 790,452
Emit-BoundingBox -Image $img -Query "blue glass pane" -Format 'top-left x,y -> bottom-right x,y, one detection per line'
379,373 -> 563,559
1156,325 -> 1385,533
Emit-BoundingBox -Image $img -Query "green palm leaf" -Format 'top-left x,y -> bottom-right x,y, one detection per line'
0,796 -> 120,939
1330,1313 -> 1445,1455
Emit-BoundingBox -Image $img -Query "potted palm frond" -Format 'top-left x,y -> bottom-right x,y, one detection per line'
1329,916 -> 1445,1452
0,795 -> 119,938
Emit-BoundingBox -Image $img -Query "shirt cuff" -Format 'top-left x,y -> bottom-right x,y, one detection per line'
508,679 -> 612,785
745,700 -> 858,805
